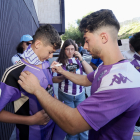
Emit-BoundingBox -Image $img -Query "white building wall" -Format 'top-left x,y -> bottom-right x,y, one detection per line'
33,0 -> 61,24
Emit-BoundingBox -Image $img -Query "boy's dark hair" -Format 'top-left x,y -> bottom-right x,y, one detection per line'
129,32 -> 140,53
57,39 -> 77,65
32,24 -> 61,50
16,42 -> 24,53
79,9 -> 120,33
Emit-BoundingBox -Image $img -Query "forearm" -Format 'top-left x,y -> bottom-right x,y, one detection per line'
82,60 -> 93,74
61,70 -> 91,86
34,87 -> 91,134
52,75 -> 65,83
0,110 -> 34,125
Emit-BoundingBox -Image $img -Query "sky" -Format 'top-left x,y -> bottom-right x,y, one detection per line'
65,0 -> 140,29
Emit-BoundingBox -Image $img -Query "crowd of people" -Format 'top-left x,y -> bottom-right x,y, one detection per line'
0,9 -> 140,140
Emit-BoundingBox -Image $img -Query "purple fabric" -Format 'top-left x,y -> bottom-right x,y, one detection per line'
0,82 -> 21,111
68,59 -> 77,95
77,88 -> 140,140
77,60 -> 140,140
0,59 -> 66,140
131,54 -> 140,72
76,59 -> 83,93
58,58 -> 84,95
52,124 -> 67,140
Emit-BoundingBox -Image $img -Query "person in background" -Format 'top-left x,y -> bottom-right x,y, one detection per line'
130,32 -> 140,140
78,42 -> 84,56
90,58 -> 103,70
11,34 -> 33,64
18,9 -> 140,140
122,36 -> 135,62
52,39 -> 93,140
0,24 -> 66,140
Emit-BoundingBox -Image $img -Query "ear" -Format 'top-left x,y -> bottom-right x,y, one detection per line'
100,33 -> 108,44
34,40 -> 42,49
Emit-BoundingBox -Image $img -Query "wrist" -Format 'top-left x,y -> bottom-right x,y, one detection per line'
80,58 -> 85,63
60,69 -> 65,75
29,116 -> 35,125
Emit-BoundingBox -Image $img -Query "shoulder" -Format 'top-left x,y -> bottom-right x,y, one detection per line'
1,61 -> 26,84
11,54 -> 21,64
96,61 -> 140,93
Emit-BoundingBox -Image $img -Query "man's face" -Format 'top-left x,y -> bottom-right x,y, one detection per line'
83,31 -> 101,58
37,43 -> 56,61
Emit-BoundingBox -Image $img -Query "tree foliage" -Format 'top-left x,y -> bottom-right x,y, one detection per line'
61,11 -> 93,45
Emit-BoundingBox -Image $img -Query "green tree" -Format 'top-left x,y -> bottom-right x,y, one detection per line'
61,11 -> 93,45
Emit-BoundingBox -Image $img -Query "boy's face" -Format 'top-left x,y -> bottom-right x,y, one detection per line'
37,43 -> 56,61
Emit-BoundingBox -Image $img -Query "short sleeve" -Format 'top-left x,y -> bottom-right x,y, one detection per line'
11,55 -> 21,65
0,82 -> 21,111
77,88 -> 137,131
87,71 -> 95,83
0,66 -> 22,111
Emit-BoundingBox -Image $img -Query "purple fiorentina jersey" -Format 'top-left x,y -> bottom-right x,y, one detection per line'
131,53 -> 140,72
77,60 -> 140,140
58,57 -> 84,95
0,60 -> 66,140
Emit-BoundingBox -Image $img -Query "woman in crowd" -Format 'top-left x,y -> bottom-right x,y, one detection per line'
52,39 -> 93,140
11,34 -> 33,64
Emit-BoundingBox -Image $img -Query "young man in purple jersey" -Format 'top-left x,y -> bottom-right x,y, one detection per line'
18,9 -> 140,140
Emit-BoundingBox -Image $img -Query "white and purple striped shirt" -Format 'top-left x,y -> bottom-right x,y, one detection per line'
56,57 -> 85,96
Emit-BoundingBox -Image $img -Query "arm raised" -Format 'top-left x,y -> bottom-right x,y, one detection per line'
51,61 -> 92,87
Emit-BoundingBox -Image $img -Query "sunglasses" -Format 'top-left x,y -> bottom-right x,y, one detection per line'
26,42 -> 31,45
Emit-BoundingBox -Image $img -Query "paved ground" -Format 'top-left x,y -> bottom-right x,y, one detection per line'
49,53 -> 92,97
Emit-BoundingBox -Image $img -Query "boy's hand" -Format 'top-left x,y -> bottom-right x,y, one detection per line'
31,110 -> 50,125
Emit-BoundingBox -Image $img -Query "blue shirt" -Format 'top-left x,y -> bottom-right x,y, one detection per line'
91,58 -> 103,67
78,46 -> 84,53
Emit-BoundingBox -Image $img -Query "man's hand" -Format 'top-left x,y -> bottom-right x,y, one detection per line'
18,71 -> 41,95
51,61 -> 65,74
31,110 -> 50,125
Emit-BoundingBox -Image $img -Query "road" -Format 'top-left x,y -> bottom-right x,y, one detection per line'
49,53 -> 92,97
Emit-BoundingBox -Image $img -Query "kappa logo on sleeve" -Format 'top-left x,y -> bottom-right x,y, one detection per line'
0,88 -> 1,98
109,73 -> 132,86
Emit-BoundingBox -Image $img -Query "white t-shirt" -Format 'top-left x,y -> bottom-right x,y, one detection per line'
122,50 -> 135,62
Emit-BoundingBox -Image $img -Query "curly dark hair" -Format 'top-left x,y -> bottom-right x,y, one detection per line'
32,24 -> 61,50
79,9 -> 120,33
129,32 -> 140,53
57,39 -> 77,65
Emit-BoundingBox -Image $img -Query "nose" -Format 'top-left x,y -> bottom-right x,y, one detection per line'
49,53 -> 53,58
84,43 -> 88,50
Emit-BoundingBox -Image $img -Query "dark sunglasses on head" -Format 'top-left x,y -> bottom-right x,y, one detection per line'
26,42 -> 31,45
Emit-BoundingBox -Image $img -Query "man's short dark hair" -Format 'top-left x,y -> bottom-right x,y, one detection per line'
32,24 -> 61,50
129,32 -> 140,53
79,9 -> 120,33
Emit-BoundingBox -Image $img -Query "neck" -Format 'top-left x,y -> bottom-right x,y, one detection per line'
101,43 -> 124,65
23,59 -> 42,69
